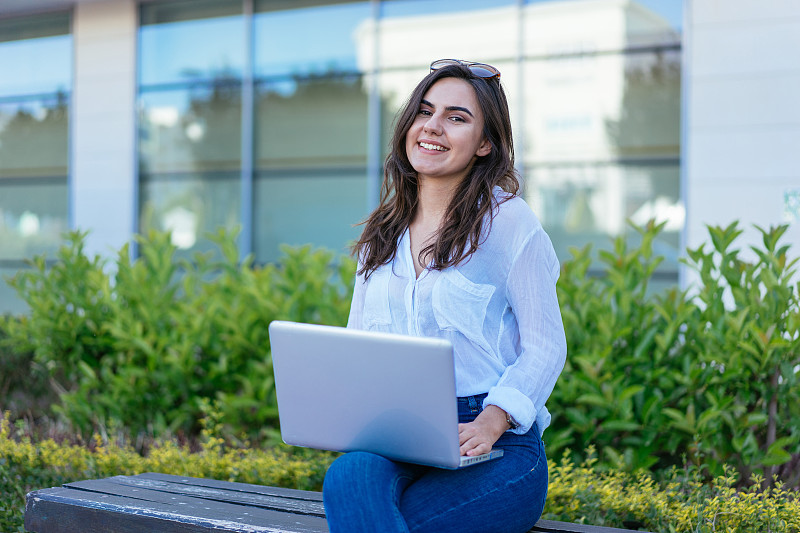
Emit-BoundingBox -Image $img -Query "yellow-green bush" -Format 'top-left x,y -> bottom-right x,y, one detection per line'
3,415 -> 799,533
543,447 -> 800,532
0,413 -> 338,532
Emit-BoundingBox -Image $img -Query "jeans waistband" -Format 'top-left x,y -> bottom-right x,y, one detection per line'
457,392 -> 488,415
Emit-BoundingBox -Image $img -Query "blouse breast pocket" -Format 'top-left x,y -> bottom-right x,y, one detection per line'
432,269 -> 495,356
362,265 -> 392,330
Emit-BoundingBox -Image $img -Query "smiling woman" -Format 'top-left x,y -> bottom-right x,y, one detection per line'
322,60 -> 567,533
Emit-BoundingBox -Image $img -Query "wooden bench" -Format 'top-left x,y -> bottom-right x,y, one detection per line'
25,473 -> 651,533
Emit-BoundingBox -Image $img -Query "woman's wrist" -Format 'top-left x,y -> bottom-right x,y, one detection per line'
480,405 -> 513,435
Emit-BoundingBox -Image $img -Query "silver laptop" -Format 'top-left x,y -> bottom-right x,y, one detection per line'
268,320 -> 503,469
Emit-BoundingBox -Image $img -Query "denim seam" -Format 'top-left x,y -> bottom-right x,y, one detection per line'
410,443 -> 546,532
391,473 -> 415,533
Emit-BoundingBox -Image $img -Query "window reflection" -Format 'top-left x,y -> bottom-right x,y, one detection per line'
518,5 -> 680,276
254,171 -> 366,263
527,163 -> 681,272
0,13 -> 71,97
139,85 -> 242,174
253,74 -> 370,262
139,172 -> 241,255
607,51 -> 681,158
0,180 -> 68,259
254,0 -> 371,77
0,11 -> 70,314
139,0 -> 243,85
139,0 -> 245,256
138,84 -> 242,253
251,1 -> 372,262
255,75 -> 368,168
0,98 -> 69,178
381,0 -> 515,19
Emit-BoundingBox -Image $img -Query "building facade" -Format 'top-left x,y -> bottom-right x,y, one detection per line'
0,0 -> 797,314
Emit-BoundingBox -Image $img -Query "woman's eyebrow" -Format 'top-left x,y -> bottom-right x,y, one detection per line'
420,99 -> 474,118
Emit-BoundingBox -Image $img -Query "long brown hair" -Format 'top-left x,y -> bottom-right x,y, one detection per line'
355,63 -> 520,278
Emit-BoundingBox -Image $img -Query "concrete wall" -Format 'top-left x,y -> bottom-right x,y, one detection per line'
684,0 -> 800,284
71,0 -> 137,259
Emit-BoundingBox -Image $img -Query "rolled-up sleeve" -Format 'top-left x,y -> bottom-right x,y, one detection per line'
484,228 -> 567,436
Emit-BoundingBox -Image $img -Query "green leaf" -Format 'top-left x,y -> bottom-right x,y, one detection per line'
618,385 -> 645,403
601,420 -> 641,432
762,448 -> 792,466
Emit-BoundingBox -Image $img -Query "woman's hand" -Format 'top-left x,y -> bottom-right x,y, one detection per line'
458,404 -> 510,456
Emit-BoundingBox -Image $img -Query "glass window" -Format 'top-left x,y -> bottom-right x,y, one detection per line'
254,170 -> 366,262
0,12 -> 71,314
255,76 -> 367,169
377,1 -> 516,71
252,1 -> 372,263
139,85 -> 242,174
254,0 -> 371,77
0,13 -> 71,97
382,0 -> 515,19
522,43 -> 681,278
526,162 -> 681,263
0,97 -> 69,179
139,172 -> 241,256
131,0 -> 683,286
139,0 -> 244,86
138,0 -> 244,256
0,178 -> 68,260
608,50 -> 681,158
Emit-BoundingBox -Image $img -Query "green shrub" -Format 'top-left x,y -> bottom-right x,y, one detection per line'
1,229 -> 356,443
553,220 -> 683,471
552,221 -> 800,487
3,220 -> 799,490
0,316 -> 53,419
676,223 -> 800,485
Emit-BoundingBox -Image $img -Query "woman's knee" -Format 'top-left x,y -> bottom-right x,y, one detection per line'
323,452 -> 394,496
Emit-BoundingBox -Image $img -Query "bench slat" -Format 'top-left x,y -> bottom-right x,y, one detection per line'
135,473 -> 324,502
26,474 -> 652,533
25,485 -> 329,533
65,476 -> 326,517
530,519 -> 649,533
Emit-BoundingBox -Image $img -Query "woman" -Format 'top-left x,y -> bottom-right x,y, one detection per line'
323,59 -> 567,533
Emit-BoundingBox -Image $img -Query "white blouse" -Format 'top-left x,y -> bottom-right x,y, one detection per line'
347,189 -> 567,436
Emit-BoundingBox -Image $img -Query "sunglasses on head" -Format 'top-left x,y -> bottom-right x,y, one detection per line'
430,59 -> 501,80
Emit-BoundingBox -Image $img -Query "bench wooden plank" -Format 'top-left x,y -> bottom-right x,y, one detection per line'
65,476 -> 325,517
531,520 -> 649,533
135,473 -> 324,502
26,474 -> 652,533
25,485 -> 329,533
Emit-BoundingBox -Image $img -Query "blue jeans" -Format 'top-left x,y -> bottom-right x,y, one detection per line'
322,393 -> 548,533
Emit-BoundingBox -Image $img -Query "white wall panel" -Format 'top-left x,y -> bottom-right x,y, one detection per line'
689,126 -> 800,180
691,73 -> 800,128
71,0 -> 137,260
687,182 -> 800,249
691,19 -> 800,77
693,0 -> 800,25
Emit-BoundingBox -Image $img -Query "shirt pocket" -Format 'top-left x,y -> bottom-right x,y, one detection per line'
362,264 -> 392,330
432,269 -> 495,356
